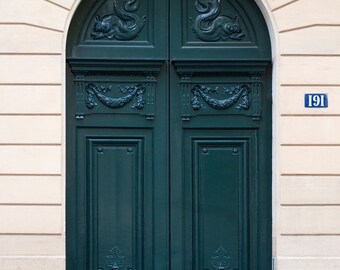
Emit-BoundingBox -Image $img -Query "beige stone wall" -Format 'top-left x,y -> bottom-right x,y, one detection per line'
269,0 -> 340,268
0,0 -> 69,269
0,0 -> 340,269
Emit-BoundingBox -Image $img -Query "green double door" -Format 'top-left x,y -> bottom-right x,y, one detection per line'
67,0 -> 272,269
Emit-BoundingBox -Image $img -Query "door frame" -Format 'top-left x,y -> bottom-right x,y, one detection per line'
62,0 -> 279,266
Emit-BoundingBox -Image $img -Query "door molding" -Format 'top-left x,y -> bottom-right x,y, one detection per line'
64,1 -> 276,268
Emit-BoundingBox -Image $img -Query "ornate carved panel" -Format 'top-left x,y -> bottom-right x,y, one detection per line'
85,83 -> 146,111
183,0 -> 254,47
191,84 -> 251,111
173,61 -> 266,121
191,0 -> 245,42
90,0 -> 147,41
67,0 -> 168,60
169,0 -> 271,61
69,60 -> 163,120
82,0 -> 150,45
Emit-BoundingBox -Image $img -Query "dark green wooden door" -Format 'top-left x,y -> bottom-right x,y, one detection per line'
67,0 -> 272,269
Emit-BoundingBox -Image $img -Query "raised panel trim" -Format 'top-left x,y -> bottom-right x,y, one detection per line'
68,59 -> 163,119
192,138 -> 250,270
172,60 -> 269,75
86,137 -> 144,270
68,59 -> 164,76
174,61 -> 267,121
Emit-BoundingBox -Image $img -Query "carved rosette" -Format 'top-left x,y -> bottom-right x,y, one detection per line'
91,0 -> 146,40
191,0 -> 245,42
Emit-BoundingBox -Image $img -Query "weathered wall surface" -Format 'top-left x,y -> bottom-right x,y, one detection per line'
0,0 -> 340,269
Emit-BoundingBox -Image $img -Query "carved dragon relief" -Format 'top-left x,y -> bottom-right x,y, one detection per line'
190,0 -> 245,41
191,84 -> 251,111
85,83 -> 145,110
91,0 -> 146,40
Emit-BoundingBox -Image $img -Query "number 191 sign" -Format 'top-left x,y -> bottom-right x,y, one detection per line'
304,94 -> 328,108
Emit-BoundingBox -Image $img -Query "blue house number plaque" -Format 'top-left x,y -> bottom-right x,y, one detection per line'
304,94 -> 328,108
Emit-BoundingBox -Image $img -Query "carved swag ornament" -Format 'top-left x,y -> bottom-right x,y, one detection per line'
85,83 -> 145,110
191,0 -> 245,41
191,84 -> 251,111
91,0 -> 146,40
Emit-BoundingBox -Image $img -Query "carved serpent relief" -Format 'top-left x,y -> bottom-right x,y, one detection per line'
91,0 -> 146,40
85,83 -> 145,110
191,84 -> 250,111
191,0 -> 245,41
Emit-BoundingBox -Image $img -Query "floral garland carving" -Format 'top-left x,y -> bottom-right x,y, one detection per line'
85,83 -> 145,110
191,84 -> 250,111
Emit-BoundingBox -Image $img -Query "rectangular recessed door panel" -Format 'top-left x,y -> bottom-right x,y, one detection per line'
91,141 -> 142,270
195,142 -> 241,270
174,130 -> 254,270
80,131 -> 155,270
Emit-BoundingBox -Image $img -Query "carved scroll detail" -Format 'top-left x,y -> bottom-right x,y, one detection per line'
91,0 -> 146,40
191,84 -> 250,111
211,246 -> 231,270
75,74 -> 86,119
106,245 -> 126,270
191,0 -> 245,41
85,83 -> 145,110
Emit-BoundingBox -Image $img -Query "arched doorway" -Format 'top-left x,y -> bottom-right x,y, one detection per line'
66,0 -> 272,269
